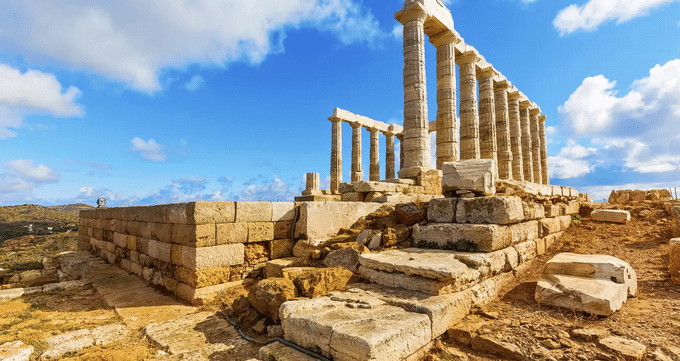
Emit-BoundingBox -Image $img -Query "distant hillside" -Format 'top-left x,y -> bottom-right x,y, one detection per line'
0,204 -> 93,223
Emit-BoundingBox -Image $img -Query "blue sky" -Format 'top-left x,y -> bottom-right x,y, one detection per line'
1,0 -> 679,206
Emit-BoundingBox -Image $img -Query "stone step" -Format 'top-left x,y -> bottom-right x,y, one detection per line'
280,295 -> 431,361
359,266 -> 479,295
359,248 -> 477,281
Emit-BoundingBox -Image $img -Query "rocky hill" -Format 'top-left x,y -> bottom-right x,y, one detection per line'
0,204 -> 91,242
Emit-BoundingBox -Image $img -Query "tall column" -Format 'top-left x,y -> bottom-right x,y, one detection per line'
329,117 -> 342,194
369,128 -> 380,181
456,51 -> 481,160
494,80 -> 512,180
519,100 -> 534,183
386,131 -> 396,180
529,107 -> 542,184
398,135 -> 404,171
351,122 -> 363,182
397,6 -> 430,178
539,115 -> 550,185
430,30 -> 458,169
508,91 -> 523,181
477,68 -> 498,174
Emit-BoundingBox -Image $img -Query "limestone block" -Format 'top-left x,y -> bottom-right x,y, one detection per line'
236,202 -> 273,223
538,217 -> 561,237
442,159 -> 496,196
272,202 -> 296,221
172,223 -> 216,247
535,274 -> 628,316
360,249 -> 480,281
113,232 -> 127,248
354,181 -> 400,193
248,278 -> 297,321
0,341 -> 33,361
292,238 -> 329,259
535,238 -> 546,255
359,266 -> 479,296
285,267 -> 353,298
154,223 -> 173,244
523,202 -> 545,221
451,250 -> 506,280
591,209 -> 631,224
367,233 -> 382,250
545,253 -> 638,297
294,202 -> 382,240
248,222 -> 274,243
156,241 -> 172,263
508,221 -> 539,244
170,244 -> 182,265
126,235 -> 138,250
427,198 -> 457,223
413,223 -> 511,252
215,223 -> 248,244
598,336 -> 646,361
514,241 -> 537,264
41,329 -> 94,359
567,201 -> 580,215
544,204 -> 560,218
558,215 -> 572,230
265,258 -> 299,278
456,196 -> 524,225
672,207 -> 680,237
671,239 -> 680,284
273,220 -> 293,239
324,247 -> 365,273
181,244 -> 245,271
269,238 -> 294,259
502,246 -> 519,271
341,192 -> 366,202
167,201 -> 235,224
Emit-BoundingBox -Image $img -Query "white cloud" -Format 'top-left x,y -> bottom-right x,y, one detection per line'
558,59 -> 680,174
239,174 -> 303,201
548,140 -> 597,179
0,64 -> 84,138
392,24 -> 402,39
0,159 -> 60,204
130,137 -> 167,162
554,0 -> 678,35
184,75 -> 205,92
0,0 -> 386,93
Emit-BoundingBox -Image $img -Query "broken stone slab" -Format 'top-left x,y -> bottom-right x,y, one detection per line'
442,159 -> 496,196
292,238 -> 330,259
569,327 -> 609,342
598,336 -> 647,360
265,258 -> 300,278
40,329 -> 94,360
0,288 -> 25,301
359,266 -> 479,296
456,196 -> 524,225
591,209 -> 631,224
470,335 -> 524,360
248,278 -> 297,321
294,202 -> 382,239
258,341 -> 318,361
413,223 -> 511,252
323,247 -> 365,273
670,239 -> 680,284
283,267 -> 353,298
535,274 -> 628,316
0,341 -> 33,361
544,253 -> 638,297
450,250 -> 506,280
359,249 -> 480,281
427,198 -> 457,223
280,295 -> 431,361
90,324 -> 129,346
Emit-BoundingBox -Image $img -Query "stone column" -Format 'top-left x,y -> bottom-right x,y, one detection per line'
519,100 -> 534,183
398,135 -> 404,171
329,117 -> 342,194
386,131 -> 396,180
456,51 -> 481,160
529,107 -> 543,184
508,91 -> 523,181
494,79 -> 512,180
351,122 -> 363,182
302,173 -> 322,196
539,115 -> 550,185
369,128 -> 380,181
397,6 -> 430,178
477,68 -> 498,174
430,30 -> 458,170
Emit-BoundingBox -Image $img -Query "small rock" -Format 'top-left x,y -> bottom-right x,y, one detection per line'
394,203 -> 426,225
570,328 -> 609,342
356,229 -> 375,246
470,335 -> 524,360
0,341 -> 33,361
367,233 -> 382,250
323,247 -> 365,273
598,336 -> 646,360
541,339 -> 561,349
447,329 -> 474,346
441,346 -> 469,361
252,319 -> 266,334
650,349 -> 674,361
267,325 -> 284,338
480,311 -> 499,319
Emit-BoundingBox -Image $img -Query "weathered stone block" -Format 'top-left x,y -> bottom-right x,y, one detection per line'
360,248 -> 478,281
591,209 -> 631,224
535,238 -> 546,255
171,244 -> 183,265
502,246 -> 519,271
671,207 -> 680,238
272,202 -> 296,222
294,202 -> 382,240
413,223 -> 511,252
153,223 -> 173,244
545,253 -> 638,297
167,201 -> 235,224
523,202 -> 545,221
427,198 -> 456,223
113,232 -> 127,248
215,223 -> 248,244
341,192 -> 366,202
671,239 -> 680,284
538,217 -> 561,237
269,239 -> 294,259
544,204 -> 560,218
514,241 -> 537,264
172,224 -> 216,247
156,241 -> 172,263
248,222 -> 274,243
535,274 -> 628,316
236,202 -> 272,223
265,258 -> 299,278
456,196 -> 524,225
442,159 -> 496,196
181,244 -> 245,271
508,221 -> 539,244
273,220 -> 293,239
359,266 -> 479,296
126,235 -> 137,250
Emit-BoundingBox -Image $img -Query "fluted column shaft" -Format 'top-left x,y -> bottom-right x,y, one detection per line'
398,135 -> 404,171
430,31 -> 458,169
398,8 -> 430,178
351,123 -> 363,182
494,81 -> 512,180
530,108 -> 542,184
478,69 -> 497,173
386,133 -> 396,180
457,51 -> 481,160
369,128 -> 380,181
539,115 -> 550,185
329,117 -> 342,194
519,101 -> 534,183
508,93 -> 524,181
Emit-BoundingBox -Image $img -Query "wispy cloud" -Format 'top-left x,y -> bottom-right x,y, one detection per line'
554,0 -> 678,35
0,64 -> 83,138
129,137 -> 166,162
184,75 -> 205,92
0,159 -> 60,204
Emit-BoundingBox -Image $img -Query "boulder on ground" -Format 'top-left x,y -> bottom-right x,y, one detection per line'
544,253 -> 638,297
248,278 -> 297,321
323,247 -> 367,273
591,209 -> 631,224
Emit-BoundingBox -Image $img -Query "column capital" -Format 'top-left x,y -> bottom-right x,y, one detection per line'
476,67 -> 497,80
529,107 -> 541,116
519,99 -> 532,108
455,50 -> 479,66
395,3 -> 428,25
507,91 -> 521,101
350,121 -> 362,129
539,115 -> 547,122
494,78 -> 510,91
429,29 -> 460,48
328,116 -> 342,123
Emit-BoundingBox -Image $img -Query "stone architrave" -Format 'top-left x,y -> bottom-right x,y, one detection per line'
430,30 -> 458,170
494,78 -> 512,180
397,5 -> 431,179
539,115 -> 549,185
369,128 -> 380,181
457,50 -> 481,161
385,129 -> 396,180
351,122 -> 363,182
477,68 -> 498,174
507,89 -> 523,181
329,117 -> 342,194
519,100 -> 533,183
529,107 -> 543,184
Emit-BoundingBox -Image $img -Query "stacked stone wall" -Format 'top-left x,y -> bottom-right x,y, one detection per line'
608,189 -> 673,203
77,201 -> 296,303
